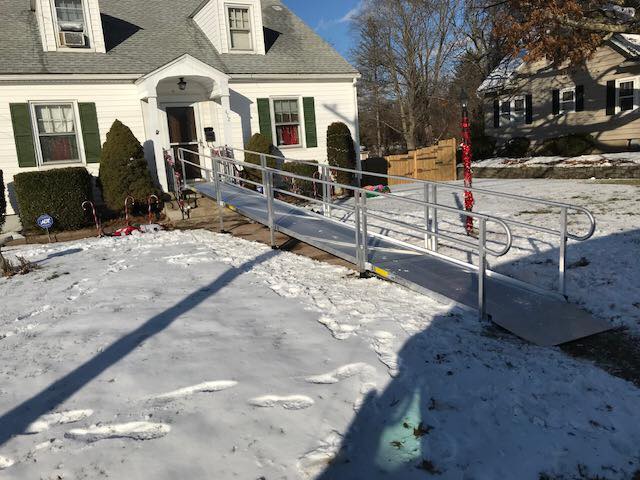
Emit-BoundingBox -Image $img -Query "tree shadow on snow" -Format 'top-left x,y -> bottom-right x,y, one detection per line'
0,248 -> 279,447
317,229 -> 640,479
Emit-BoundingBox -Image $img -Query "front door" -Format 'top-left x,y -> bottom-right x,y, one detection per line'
166,106 -> 201,181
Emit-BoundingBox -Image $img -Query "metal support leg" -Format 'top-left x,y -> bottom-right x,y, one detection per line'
424,183 -> 431,250
322,166 -> 332,218
266,171 -> 277,249
260,154 -> 267,196
559,207 -> 568,297
361,193 -> 369,269
478,218 -> 487,321
432,184 -> 439,252
212,157 -> 224,233
354,191 -> 364,274
180,150 -> 188,189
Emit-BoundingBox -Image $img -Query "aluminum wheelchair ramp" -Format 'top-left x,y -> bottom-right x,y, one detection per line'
192,180 -> 610,347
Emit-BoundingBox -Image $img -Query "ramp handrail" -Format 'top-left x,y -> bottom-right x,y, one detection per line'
206,146 -> 597,298
175,147 -> 515,320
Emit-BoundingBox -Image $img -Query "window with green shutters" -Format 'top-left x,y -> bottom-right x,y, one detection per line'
256,97 -> 318,148
9,101 -> 101,167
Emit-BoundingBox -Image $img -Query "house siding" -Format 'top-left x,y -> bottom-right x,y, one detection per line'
228,78 -> 358,162
0,82 -> 145,215
484,45 -> 640,148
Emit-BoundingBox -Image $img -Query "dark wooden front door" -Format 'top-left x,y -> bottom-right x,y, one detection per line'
167,106 -> 201,181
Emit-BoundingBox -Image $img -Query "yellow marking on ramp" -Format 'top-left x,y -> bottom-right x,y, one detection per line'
373,267 -> 390,278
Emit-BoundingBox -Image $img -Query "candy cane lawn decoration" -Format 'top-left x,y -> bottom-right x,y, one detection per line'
147,194 -> 159,224
82,200 -> 101,237
124,196 -> 135,226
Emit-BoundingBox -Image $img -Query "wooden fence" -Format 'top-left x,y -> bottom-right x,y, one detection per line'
385,138 -> 457,186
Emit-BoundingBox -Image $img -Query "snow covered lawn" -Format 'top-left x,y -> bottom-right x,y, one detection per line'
0,230 -> 639,479
473,152 -> 640,169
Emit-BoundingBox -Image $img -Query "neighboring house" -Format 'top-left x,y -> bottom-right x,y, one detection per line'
478,34 -> 640,150
0,0 -> 360,217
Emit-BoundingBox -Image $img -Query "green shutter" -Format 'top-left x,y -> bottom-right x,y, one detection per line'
10,104 -> 37,168
257,98 -> 273,143
78,103 -> 101,163
303,97 -> 318,148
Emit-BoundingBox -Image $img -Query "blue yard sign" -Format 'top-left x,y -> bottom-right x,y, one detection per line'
37,214 -> 54,242
37,214 -> 54,230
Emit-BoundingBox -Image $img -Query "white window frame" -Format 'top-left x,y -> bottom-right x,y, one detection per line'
559,86 -> 576,114
270,97 -> 305,149
29,101 -> 86,167
499,96 -> 526,127
50,0 -> 95,51
225,4 -> 255,52
616,77 -> 638,114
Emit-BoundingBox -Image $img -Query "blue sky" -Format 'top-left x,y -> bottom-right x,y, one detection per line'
282,0 -> 362,59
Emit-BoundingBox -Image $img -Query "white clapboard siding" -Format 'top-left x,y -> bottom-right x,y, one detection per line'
229,79 -> 358,162
0,82 -> 144,215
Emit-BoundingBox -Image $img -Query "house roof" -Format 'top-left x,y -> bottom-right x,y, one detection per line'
478,34 -> 640,94
0,0 -> 358,77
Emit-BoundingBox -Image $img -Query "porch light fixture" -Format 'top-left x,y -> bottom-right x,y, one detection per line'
177,77 -> 187,91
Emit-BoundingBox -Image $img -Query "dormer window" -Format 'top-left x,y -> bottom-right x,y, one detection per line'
227,6 -> 252,51
54,0 -> 88,48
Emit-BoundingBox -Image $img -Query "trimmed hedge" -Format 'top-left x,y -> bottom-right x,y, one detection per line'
0,170 -> 5,231
14,167 -> 92,231
536,133 -> 595,157
244,133 -> 278,184
472,136 -> 497,160
99,120 -> 157,212
498,137 -> 531,158
327,122 -> 356,188
361,157 -> 388,187
281,162 -> 319,198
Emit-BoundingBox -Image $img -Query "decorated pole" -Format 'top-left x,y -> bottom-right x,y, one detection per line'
147,195 -> 159,224
124,196 -> 135,226
460,90 -> 475,235
82,201 -> 101,237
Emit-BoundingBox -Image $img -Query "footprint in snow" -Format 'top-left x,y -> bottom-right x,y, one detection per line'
25,409 -> 94,434
305,363 -> 376,384
0,456 -> 14,470
151,381 -> 238,402
249,395 -> 314,410
65,422 -> 170,442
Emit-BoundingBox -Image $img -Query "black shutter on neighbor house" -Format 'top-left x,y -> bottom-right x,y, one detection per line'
606,80 -> 616,116
575,85 -> 585,112
525,94 -> 533,124
493,98 -> 500,128
78,103 -> 101,163
257,98 -> 273,143
9,103 -> 37,168
302,97 -> 318,148
552,89 -> 560,115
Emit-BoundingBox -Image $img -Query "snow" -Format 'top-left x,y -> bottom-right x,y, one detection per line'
477,52 -> 525,93
329,178 -> 640,334
0,229 -> 639,478
473,152 -> 640,168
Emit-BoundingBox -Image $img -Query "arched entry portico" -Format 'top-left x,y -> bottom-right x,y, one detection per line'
136,54 -> 231,191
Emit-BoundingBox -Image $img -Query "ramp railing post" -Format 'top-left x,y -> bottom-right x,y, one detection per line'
354,191 -> 364,274
424,183 -> 431,249
179,149 -> 187,189
432,184 -> 439,252
322,165 -> 332,218
559,207 -> 568,297
478,218 -> 487,321
260,154 -> 268,196
266,170 -> 276,249
212,155 -> 224,233
361,192 -> 369,269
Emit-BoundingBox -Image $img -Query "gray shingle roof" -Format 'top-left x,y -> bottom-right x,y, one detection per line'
0,0 -> 358,76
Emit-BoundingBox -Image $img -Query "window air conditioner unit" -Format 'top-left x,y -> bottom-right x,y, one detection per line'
60,31 -> 86,48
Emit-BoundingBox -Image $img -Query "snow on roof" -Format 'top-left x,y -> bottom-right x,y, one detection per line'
611,33 -> 640,58
477,52 -> 526,94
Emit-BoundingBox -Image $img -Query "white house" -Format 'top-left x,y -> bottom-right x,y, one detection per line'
0,0 -> 361,219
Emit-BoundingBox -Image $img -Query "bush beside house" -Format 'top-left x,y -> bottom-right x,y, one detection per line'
536,134 -> 595,157
327,122 -> 356,188
14,167 -> 92,231
498,137 -> 531,158
99,120 -> 157,212
281,162 -> 319,198
244,133 -> 278,184
0,170 -> 6,231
